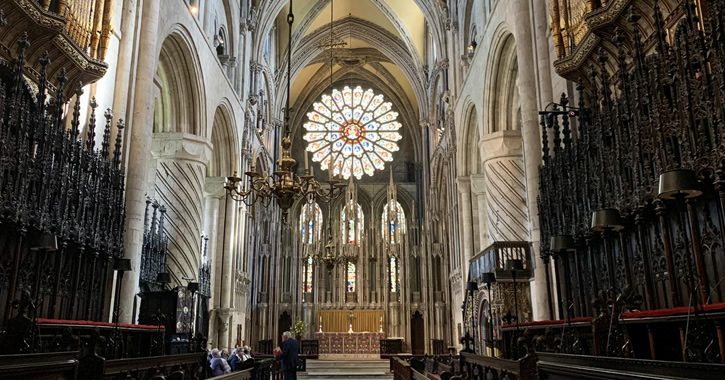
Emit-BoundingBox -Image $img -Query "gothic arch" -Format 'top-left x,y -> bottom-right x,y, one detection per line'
208,101 -> 238,177
153,27 -> 206,137
278,17 -> 427,119
484,29 -> 519,134
461,103 -> 482,176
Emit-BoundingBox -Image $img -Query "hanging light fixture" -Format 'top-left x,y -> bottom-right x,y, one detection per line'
224,0 -> 321,222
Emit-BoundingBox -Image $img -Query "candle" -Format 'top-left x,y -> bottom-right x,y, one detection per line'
251,148 -> 258,171
305,150 -> 309,171
233,153 -> 239,175
328,167 -> 333,180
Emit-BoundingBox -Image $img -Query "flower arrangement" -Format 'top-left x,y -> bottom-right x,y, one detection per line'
291,318 -> 307,335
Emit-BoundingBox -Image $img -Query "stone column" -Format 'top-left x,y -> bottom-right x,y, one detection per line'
470,174 -> 489,249
511,0 -> 548,320
118,0 -> 161,325
456,177 -> 474,276
151,133 -> 212,284
480,131 -> 529,242
434,302 -> 445,340
111,0 -> 138,157
204,177 -> 225,309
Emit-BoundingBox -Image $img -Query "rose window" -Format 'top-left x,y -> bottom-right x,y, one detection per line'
303,86 -> 402,179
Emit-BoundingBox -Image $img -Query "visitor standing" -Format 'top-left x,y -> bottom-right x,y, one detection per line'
274,331 -> 299,380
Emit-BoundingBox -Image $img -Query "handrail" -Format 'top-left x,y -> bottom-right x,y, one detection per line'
461,352 -> 520,373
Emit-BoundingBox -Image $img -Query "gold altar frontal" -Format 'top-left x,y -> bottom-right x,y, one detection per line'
316,310 -> 386,358
315,331 -> 386,358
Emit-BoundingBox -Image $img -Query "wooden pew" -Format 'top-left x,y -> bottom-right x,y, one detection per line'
99,352 -> 203,379
393,357 -> 412,380
0,351 -> 78,380
537,352 -> 725,380
460,351 -> 537,380
208,368 -> 253,380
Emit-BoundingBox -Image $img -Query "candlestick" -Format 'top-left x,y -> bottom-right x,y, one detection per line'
251,148 -> 258,171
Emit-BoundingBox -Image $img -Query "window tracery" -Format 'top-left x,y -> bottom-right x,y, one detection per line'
303,86 -> 402,179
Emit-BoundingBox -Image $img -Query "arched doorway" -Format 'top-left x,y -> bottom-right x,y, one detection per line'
411,311 -> 425,354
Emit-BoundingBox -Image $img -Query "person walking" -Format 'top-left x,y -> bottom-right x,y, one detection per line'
274,331 -> 299,380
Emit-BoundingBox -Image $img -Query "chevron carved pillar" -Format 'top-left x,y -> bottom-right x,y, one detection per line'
480,131 -> 529,242
152,132 -> 213,287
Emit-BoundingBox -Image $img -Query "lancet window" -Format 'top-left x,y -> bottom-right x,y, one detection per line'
347,262 -> 356,292
300,201 -> 323,245
382,201 -> 406,244
341,202 -> 364,245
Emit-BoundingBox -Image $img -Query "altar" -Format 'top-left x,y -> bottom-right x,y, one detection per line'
315,331 -> 386,357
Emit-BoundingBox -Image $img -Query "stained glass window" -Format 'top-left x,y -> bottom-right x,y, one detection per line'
341,202 -> 364,244
303,86 -> 402,179
389,257 -> 399,293
382,201 -> 407,244
303,256 -> 313,293
347,262 -> 356,292
300,202 -> 323,245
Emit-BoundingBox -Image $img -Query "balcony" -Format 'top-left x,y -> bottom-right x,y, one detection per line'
468,241 -> 533,284
1,0 -> 111,98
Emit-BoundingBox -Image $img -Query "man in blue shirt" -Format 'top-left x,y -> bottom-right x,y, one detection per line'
274,331 -> 299,380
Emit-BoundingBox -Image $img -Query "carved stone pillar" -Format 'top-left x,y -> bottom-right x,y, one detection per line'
470,174 -> 489,250
151,132 -> 212,285
479,131 -> 529,242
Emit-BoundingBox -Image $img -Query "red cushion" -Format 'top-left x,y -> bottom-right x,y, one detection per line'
500,317 -> 593,330
620,302 -> 725,319
35,318 -> 158,330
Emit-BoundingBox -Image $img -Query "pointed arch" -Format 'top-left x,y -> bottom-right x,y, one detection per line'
153,27 -> 206,137
208,100 -> 238,177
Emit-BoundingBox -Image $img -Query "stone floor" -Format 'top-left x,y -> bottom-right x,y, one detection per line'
298,359 -> 393,380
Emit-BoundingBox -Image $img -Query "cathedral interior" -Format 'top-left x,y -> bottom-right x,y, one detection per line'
1,0 -> 725,379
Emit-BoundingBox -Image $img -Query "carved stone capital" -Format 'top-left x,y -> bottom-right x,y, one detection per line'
478,130 -> 523,163
469,174 -> 486,196
152,132 -> 213,165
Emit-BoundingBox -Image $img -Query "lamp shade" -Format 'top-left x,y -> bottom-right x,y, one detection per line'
466,281 -> 479,292
481,272 -> 496,284
29,234 -> 58,251
504,259 -> 524,272
658,169 -> 702,199
113,258 -> 132,272
156,272 -> 172,284
550,235 -> 576,252
187,282 -> 199,293
591,209 -> 625,232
